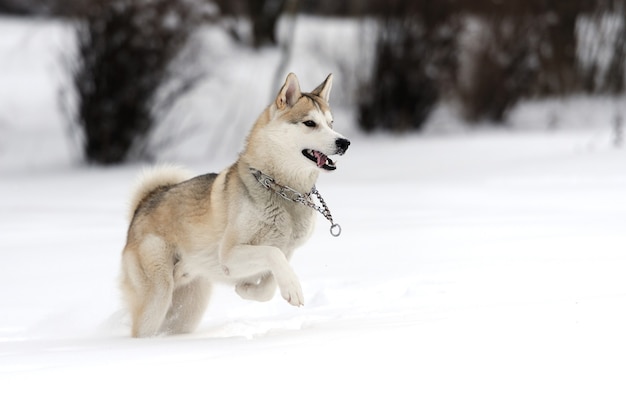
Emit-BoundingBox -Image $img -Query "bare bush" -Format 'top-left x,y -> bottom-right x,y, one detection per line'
213,0 -> 289,48
68,0 -> 204,164
456,16 -> 542,123
357,3 -> 458,132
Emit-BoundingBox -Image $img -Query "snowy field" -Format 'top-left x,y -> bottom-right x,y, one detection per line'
1,17 -> 626,415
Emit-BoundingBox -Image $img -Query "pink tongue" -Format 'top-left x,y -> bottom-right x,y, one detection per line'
314,151 -> 327,168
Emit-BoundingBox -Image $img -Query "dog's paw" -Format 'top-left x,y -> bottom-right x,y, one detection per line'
280,279 -> 304,307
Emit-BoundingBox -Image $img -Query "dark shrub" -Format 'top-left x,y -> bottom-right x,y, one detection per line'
70,0 -> 202,164
456,16 -> 541,123
357,2 -> 458,132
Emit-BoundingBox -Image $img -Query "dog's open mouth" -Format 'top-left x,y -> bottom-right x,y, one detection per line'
302,149 -> 336,171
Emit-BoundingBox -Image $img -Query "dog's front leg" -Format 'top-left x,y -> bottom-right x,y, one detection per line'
221,245 -> 304,306
235,272 -> 277,302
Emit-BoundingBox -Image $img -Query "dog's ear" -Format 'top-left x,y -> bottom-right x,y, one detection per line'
276,73 -> 301,110
311,73 -> 333,102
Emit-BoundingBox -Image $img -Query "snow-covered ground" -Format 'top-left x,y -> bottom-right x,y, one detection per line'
1,17 -> 626,415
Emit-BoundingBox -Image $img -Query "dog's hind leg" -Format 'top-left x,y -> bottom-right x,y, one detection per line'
121,235 -> 175,338
160,278 -> 212,335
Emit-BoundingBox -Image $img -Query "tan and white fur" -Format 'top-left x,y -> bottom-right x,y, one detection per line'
120,73 -> 350,337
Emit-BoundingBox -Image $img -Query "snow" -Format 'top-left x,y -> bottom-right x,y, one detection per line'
1,17 -> 626,416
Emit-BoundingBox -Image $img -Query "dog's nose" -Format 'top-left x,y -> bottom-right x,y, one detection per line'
335,138 -> 350,155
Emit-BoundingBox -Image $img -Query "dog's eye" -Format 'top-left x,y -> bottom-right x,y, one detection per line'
303,120 -> 317,128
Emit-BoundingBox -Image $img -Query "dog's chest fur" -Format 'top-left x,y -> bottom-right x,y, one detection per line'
170,171 -> 316,283
253,200 -> 315,249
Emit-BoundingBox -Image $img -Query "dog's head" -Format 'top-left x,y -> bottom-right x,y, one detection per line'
266,73 -> 350,172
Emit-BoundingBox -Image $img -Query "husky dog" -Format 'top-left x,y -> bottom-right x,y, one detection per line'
120,73 -> 350,337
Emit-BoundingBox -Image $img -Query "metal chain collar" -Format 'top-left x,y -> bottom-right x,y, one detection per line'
250,168 -> 342,237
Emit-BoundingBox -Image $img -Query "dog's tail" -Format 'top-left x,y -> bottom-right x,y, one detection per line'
127,165 -> 193,222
